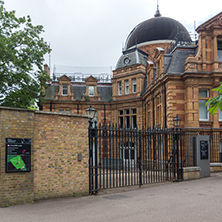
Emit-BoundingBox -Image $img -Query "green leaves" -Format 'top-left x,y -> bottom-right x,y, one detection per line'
206,83 -> 222,114
0,1 -> 51,109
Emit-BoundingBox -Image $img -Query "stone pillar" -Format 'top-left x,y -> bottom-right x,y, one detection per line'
213,35 -> 218,61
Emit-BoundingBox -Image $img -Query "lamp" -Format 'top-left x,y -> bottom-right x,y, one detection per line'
173,115 -> 181,128
86,104 -> 96,119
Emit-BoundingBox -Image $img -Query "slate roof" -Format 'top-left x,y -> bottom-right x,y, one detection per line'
72,85 -> 86,101
116,47 -> 148,70
166,48 -> 196,74
44,85 -> 58,100
44,84 -> 112,102
97,86 -> 112,102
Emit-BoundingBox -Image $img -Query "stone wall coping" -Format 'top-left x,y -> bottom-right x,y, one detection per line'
34,110 -> 88,118
210,163 -> 222,167
0,106 -> 35,113
183,166 -> 200,172
0,106 -> 89,118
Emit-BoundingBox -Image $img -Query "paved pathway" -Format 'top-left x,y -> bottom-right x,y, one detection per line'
1,173 -> 222,222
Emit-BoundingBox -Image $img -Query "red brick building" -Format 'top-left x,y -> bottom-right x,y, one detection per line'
42,10 -> 222,133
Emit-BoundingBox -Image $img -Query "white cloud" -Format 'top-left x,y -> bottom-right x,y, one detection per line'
3,0 -> 222,70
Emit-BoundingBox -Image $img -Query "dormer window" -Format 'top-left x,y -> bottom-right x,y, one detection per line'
62,84 -> 68,96
89,85 -> 94,96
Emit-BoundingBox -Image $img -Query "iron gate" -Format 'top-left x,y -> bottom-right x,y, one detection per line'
89,121 -> 183,194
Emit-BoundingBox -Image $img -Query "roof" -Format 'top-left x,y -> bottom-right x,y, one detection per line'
44,84 -> 112,102
126,16 -> 191,49
116,47 -> 148,69
166,48 -> 196,74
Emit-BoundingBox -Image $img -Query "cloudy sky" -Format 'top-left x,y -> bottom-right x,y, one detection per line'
4,0 -> 222,74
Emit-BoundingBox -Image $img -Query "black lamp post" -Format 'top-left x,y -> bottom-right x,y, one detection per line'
86,104 -> 96,120
173,115 -> 181,128
86,104 -> 98,194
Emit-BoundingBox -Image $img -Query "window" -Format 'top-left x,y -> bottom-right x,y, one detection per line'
153,67 -> 156,79
218,41 -> 222,61
59,110 -> 64,113
118,81 -> 122,95
118,109 -> 137,129
125,80 -> 129,94
131,108 -> 137,129
65,110 -> 71,114
125,109 -> 130,128
62,84 -> 67,96
199,89 -> 209,120
219,109 -> 222,121
89,85 -> 94,96
118,110 -> 123,128
156,96 -> 161,124
132,78 -> 137,93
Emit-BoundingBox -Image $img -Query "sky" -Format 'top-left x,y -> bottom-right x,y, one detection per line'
3,0 -> 222,74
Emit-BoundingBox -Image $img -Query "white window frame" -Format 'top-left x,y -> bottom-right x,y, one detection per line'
132,78 -> 137,93
125,80 -> 129,94
62,84 -> 68,96
89,85 -> 94,97
219,109 -> 222,121
199,89 -> 209,121
118,81 -> 122,95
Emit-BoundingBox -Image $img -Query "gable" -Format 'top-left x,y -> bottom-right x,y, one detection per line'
196,12 -> 222,32
58,75 -> 71,81
85,75 -> 98,83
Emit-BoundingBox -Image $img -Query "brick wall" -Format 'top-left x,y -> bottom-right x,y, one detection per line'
34,111 -> 89,200
0,107 -> 89,207
0,108 -> 35,207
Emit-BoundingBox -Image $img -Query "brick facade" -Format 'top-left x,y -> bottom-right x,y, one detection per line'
0,107 -> 88,207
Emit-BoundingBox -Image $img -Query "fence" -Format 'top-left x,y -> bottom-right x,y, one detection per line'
182,131 -> 222,165
89,123 -> 185,194
89,123 -> 222,193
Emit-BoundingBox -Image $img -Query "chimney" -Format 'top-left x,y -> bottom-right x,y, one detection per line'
44,64 -> 50,76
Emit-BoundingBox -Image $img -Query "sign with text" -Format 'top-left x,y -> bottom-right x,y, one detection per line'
6,138 -> 31,173
200,140 -> 209,160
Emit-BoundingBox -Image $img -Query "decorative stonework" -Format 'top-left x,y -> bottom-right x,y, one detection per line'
218,16 -> 222,26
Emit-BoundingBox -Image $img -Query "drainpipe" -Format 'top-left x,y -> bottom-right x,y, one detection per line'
164,83 -> 167,128
152,92 -> 155,128
104,104 -> 106,123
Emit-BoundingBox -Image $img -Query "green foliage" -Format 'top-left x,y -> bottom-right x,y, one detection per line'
108,97 -> 113,102
84,96 -> 90,102
0,1 -> 51,109
206,83 -> 222,114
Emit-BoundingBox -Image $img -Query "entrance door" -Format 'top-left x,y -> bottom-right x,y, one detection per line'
120,142 -> 136,167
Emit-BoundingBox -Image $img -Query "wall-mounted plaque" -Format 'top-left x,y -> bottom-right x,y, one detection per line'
200,140 -> 208,160
6,138 -> 31,173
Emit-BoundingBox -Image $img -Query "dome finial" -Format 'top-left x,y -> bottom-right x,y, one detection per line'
154,0 -> 161,17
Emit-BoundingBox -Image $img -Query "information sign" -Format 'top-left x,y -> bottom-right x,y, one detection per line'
200,140 -> 208,160
6,138 -> 31,172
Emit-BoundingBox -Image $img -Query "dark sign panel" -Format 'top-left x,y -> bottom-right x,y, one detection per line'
6,138 -> 31,173
200,140 -> 208,160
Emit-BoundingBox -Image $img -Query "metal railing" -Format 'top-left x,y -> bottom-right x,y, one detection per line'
89,123 -> 184,194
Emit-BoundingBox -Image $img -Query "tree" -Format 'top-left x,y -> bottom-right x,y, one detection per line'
0,0 -> 51,109
206,83 -> 222,114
